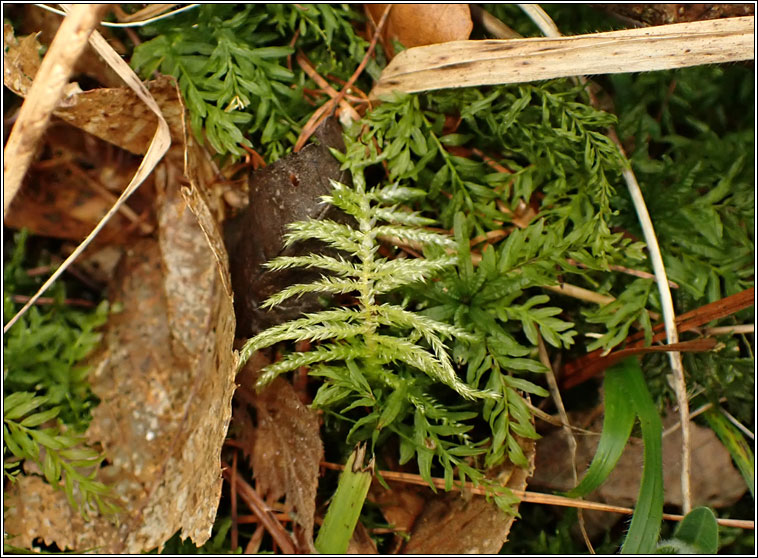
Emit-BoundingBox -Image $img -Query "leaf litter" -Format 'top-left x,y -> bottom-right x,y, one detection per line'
235,361 -> 323,551
3,21 -> 237,551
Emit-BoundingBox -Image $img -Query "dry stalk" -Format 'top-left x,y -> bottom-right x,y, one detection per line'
371,16 -> 753,97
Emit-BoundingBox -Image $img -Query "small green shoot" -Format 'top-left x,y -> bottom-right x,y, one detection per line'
563,357 -> 664,554
314,444 -> 373,554
657,507 -> 719,554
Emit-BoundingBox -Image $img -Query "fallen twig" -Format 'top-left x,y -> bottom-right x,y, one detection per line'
321,461 -> 755,530
294,4 -> 392,151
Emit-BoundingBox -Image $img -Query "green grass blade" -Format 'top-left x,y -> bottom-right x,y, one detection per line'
702,407 -> 754,499
314,445 -> 373,554
617,357 -> 663,555
564,365 -> 636,497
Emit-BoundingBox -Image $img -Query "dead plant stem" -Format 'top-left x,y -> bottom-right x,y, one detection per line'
537,332 -> 594,553
521,3 -> 693,515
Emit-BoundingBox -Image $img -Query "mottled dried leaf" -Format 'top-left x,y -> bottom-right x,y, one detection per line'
3,476 -> 111,551
3,24 -> 181,156
3,123 -> 149,241
369,481 -> 426,535
4,153 -> 237,555
248,377 -> 324,547
2,23 -> 42,95
402,436 -> 536,554
346,521 -> 379,555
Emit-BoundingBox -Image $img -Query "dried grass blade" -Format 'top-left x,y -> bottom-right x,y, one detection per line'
372,16 -> 754,97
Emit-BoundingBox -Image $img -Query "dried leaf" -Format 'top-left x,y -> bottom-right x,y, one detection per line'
247,376 -> 324,547
52,80 -> 185,155
366,4 -> 472,58
2,23 -> 42,95
2,123 -> 150,241
402,437 -> 536,554
3,475 -> 107,551
3,21 -> 171,334
346,521 -> 379,554
3,173 -> 237,554
531,408 -> 747,537
13,4 -> 127,88
3,5 -> 107,215
3,25 -> 181,156
369,481 -> 426,535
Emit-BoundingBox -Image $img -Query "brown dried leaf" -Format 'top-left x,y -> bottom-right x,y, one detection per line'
3,167 -> 237,554
3,476 -> 114,551
2,23 -> 42,96
13,4 -> 127,88
3,123 -> 150,241
401,437 -> 536,554
346,522 -> 379,555
3,20 -> 171,333
3,25 -> 179,156
247,377 -> 324,547
369,481 -> 426,535
3,6 -> 107,216
531,408 -> 747,537
365,4 -> 472,57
